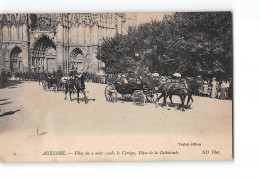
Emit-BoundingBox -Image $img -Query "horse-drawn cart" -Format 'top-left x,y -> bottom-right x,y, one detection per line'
42,76 -> 64,92
104,72 -> 159,106
42,77 -> 57,91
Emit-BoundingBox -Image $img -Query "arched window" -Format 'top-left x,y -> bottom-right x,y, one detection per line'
2,25 -> 9,41
11,25 -> 18,41
10,46 -> 22,72
70,48 -> 85,71
32,35 -> 56,71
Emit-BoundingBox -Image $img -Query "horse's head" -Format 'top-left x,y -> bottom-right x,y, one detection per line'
185,78 -> 203,94
77,72 -> 87,80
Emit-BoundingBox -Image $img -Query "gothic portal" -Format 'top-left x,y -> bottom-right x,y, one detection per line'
0,13 -> 129,74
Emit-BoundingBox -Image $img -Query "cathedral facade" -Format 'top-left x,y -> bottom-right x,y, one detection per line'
0,13 -> 129,74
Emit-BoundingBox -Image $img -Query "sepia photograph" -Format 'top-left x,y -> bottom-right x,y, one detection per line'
0,12 -> 233,162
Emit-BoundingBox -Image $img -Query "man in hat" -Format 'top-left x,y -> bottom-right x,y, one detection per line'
52,68 -> 57,78
56,66 -> 63,84
173,72 -> 181,79
170,72 -> 181,83
116,74 -> 122,84
1,69 -> 7,77
0,69 -> 8,87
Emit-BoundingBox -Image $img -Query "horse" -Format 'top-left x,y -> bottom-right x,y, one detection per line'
64,72 -> 88,103
156,78 -> 200,111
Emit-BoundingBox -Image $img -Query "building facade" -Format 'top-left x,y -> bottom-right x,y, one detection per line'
0,13 -> 129,74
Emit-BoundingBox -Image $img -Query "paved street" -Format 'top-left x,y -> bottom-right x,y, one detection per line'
0,80 -> 232,162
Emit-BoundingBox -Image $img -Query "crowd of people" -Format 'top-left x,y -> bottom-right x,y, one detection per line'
201,77 -> 232,100
105,72 -> 233,100
0,68 -> 108,85
1,68 -> 232,100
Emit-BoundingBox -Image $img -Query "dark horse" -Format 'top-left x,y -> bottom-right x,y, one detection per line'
64,73 -> 88,103
156,78 -> 200,111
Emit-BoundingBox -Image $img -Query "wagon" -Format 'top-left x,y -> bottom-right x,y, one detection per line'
42,76 -> 64,92
42,76 -> 58,91
104,73 -> 159,106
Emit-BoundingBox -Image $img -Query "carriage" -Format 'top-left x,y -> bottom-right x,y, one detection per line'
42,76 -> 57,91
42,76 -> 64,91
104,71 -> 160,106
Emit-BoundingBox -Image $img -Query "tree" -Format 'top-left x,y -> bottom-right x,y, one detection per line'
97,12 -> 232,79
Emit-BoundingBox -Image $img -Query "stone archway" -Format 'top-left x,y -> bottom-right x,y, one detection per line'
10,46 -> 23,72
69,47 -> 85,72
32,34 -> 56,72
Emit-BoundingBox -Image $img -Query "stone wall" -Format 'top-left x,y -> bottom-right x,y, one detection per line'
0,13 -> 129,73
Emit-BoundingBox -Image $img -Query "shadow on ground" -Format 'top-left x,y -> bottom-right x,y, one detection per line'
70,97 -> 96,103
38,132 -> 48,135
0,101 -> 13,106
0,98 -> 10,102
156,102 -> 192,111
0,80 -> 24,89
0,109 -> 21,118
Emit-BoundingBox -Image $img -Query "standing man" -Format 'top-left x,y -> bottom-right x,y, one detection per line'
52,68 -> 57,78
225,79 -> 230,99
0,69 -> 8,87
56,66 -> 63,84
1,69 -> 7,77
228,78 -> 233,100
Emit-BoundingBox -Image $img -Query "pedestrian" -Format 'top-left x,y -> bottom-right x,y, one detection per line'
203,80 -> 209,96
57,66 -> 63,84
52,69 -> 57,78
228,78 -> 233,100
220,80 -> 226,100
211,77 -> 217,98
224,79 -> 230,99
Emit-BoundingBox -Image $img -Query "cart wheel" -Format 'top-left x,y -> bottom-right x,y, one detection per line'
105,85 -> 117,102
132,90 -> 145,106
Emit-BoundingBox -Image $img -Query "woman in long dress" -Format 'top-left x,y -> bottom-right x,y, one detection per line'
220,81 -> 226,100
211,77 -> 217,98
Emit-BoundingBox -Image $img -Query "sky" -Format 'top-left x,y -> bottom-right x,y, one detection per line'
124,12 -> 174,27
